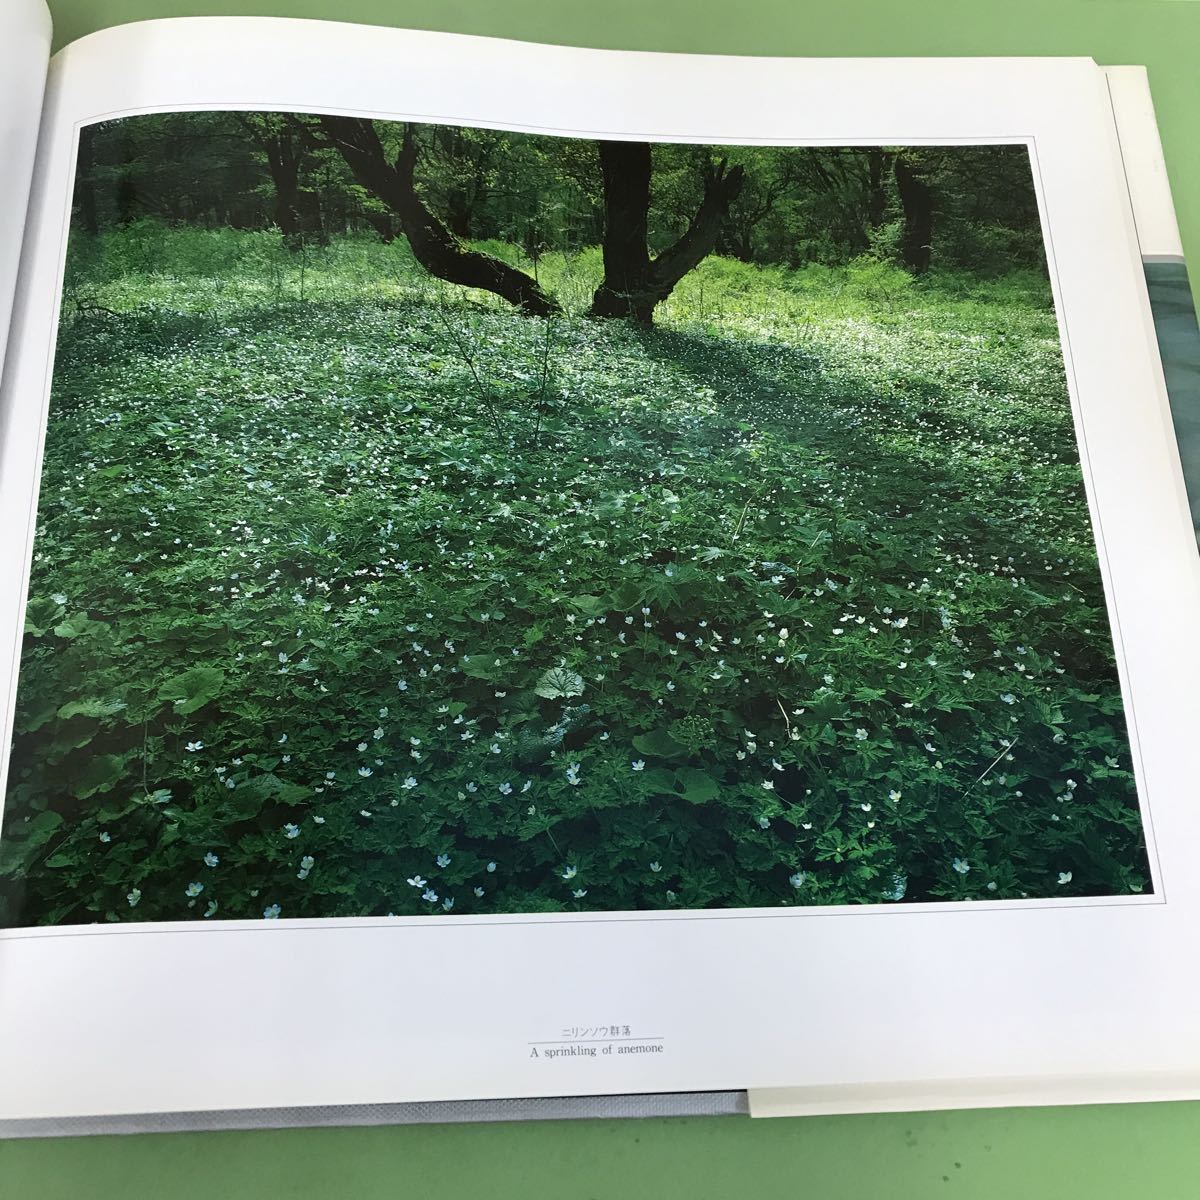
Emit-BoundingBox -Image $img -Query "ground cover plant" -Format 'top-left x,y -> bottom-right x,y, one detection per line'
0,116 -> 1150,924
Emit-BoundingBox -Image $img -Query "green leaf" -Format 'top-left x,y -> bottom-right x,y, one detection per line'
641,767 -> 679,793
23,596 -> 62,638
20,810 -> 63,850
16,701 -> 59,734
158,665 -> 225,715
632,728 -> 687,759
96,799 -> 138,821
675,768 -> 721,804
57,698 -> 128,720
533,666 -> 585,700
567,594 -> 607,617
461,653 -> 506,681
254,774 -> 313,805
53,613 -> 104,640
73,754 -> 125,799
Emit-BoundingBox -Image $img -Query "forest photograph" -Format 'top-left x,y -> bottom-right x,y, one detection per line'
0,111 -> 1151,926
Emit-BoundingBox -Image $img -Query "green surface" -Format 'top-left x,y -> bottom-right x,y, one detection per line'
2,1102 -> 1199,1198
6,0 -> 1199,1195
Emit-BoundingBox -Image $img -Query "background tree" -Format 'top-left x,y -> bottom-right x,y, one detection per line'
588,140 -> 745,323
313,121 -> 745,324
233,113 -> 319,248
68,116 -> 1048,298
894,150 -> 935,274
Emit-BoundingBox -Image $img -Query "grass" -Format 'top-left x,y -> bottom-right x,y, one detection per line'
0,222 -> 1149,925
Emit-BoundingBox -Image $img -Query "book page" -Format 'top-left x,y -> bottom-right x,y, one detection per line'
1104,66 -> 1200,544
0,0 -> 52,385
2,18 -> 1199,1123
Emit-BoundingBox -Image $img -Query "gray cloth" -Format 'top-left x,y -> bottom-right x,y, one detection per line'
0,1090 -> 748,1138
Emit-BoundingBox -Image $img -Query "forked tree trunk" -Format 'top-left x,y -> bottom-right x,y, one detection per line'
589,141 -> 654,321
318,119 -> 741,324
589,141 -> 746,324
317,117 -> 560,316
235,116 -> 309,247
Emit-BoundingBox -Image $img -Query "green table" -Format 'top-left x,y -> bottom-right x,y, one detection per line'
4,2 -> 1199,1195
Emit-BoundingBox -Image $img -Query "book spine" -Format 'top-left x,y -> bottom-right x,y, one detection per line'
1105,66 -> 1200,541
0,0 -> 52,387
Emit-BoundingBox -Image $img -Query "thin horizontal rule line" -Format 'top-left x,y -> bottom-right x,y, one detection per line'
528,1038 -> 665,1045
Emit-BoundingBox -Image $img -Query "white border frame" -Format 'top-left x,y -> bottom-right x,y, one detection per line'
1,20 -> 1198,1120
0,0 -> 52,388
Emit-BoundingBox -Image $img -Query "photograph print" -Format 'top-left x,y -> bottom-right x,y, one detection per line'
0,110 -> 1152,926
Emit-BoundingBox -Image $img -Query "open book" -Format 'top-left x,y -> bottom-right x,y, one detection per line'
3,0 -> 1200,1132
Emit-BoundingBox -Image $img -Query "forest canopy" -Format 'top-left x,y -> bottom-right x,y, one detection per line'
73,114 -> 1047,323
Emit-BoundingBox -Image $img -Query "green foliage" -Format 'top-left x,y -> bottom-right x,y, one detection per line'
534,668 -> 586,700
0,222 -> 1148,926
73,116 -> 1046,283
158,667 -> 225,715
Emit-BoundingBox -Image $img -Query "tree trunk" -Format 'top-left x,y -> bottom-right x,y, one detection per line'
444,190 -> 473,239
317,117 -> 560,317
894,156 -> 934,274
718,222 -> 754,263
589,141 -> 745,324
435,126 -> 475,238
589,141 -> 654,321
363,209 -> 396,243
115,127 -> 139,224
75,124 -> 99,236
263,135 -> 303,245
866,149 -> 889,229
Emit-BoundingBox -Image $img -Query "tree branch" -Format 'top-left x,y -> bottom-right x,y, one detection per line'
316,116 -> 560,316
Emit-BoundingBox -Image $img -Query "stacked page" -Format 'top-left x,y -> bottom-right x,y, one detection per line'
1,5 -> 1199,1127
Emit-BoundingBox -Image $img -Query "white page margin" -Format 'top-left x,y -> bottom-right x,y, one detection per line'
0,0 -> 51,385
1,20 -> 1198,1119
